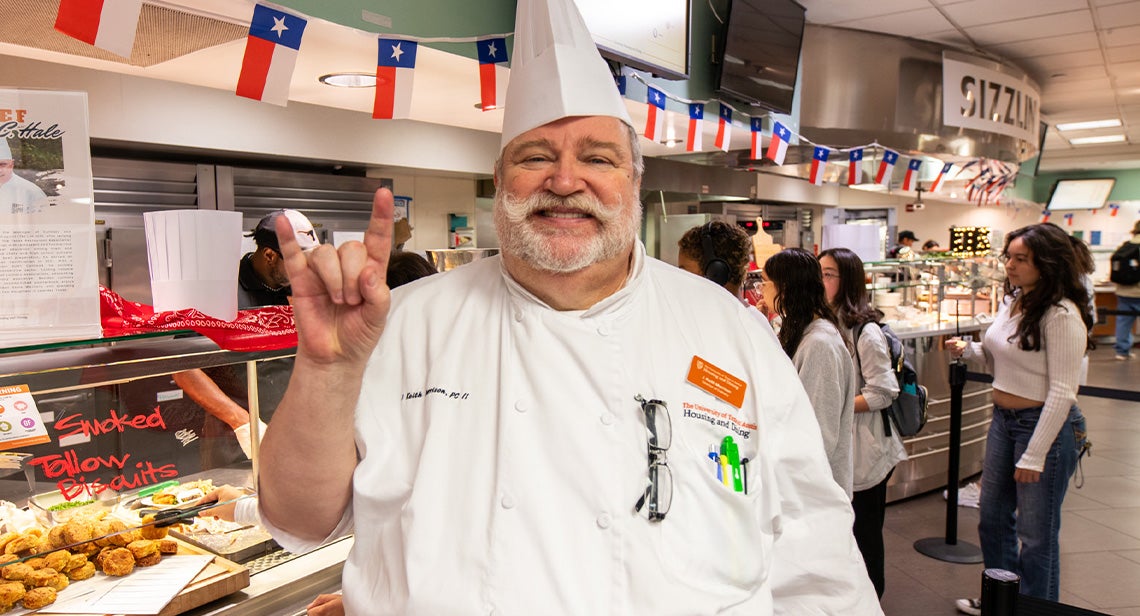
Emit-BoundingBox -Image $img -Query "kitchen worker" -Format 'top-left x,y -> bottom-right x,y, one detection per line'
258,0 -> 880,613
172,209 -> 319,464
0,138 -> 47,214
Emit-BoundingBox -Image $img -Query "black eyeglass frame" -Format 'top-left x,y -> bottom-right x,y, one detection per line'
633,394 -> 673,522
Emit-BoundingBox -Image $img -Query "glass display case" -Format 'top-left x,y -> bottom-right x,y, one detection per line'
862,255 -> 1004,334
0,332 -> 347,614
859,256 -> 1005,502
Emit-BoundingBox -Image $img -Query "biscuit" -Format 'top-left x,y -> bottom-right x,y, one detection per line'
157,539 -> 179,555
135,552 -> 161,567
0,581 -> 24,607
21,586 -> 56,610
100,548 -> 134,577
0,563 -> 32,582
24,568 -> 58,589
127,540 -> 158,561
66,561 -> 96,581
139,515 -> 169,541
42,550 -> 70,572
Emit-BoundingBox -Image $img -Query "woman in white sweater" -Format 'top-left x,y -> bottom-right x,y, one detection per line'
950,223 -> 1092,609
762,248 -> 857,498
819,247 -> 905,599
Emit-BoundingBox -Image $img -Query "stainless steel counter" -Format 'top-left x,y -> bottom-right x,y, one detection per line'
885,320 -> 992,502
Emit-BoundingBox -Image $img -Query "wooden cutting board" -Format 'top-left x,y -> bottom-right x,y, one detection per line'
157,540 -> 250,616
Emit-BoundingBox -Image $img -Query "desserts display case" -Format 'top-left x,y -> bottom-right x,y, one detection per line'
0,332 -> 347,614
860,256 -> 1005,502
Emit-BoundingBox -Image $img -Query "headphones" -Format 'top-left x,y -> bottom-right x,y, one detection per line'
700,226 -> 733,287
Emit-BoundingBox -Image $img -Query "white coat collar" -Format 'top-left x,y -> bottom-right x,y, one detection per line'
499,239 -> 647,320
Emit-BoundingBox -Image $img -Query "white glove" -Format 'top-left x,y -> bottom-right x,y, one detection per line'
233,419 -> 268,459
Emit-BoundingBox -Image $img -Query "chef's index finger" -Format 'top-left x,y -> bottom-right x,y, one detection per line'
363,187 -> 395,286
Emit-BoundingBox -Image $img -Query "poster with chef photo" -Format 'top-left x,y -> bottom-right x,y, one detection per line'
0,89 -> 101,346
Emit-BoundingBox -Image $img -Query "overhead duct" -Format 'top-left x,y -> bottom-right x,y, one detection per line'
797,25 -> 1041,164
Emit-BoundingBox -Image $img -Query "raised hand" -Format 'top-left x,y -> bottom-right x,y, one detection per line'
275,188 -> 395,366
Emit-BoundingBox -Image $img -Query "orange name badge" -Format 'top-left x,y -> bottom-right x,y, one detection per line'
686,356 -> 747,409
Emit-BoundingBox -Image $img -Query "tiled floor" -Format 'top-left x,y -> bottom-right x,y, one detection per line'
881,344 -> 1140,615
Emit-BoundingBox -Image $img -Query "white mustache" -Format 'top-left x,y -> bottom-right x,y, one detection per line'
501,192 -> 615,225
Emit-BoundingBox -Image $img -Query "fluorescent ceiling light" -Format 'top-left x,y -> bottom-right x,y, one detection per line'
1067,134 -> 1126,145
1055,119 -> 1121,131
319,73 -> 376,88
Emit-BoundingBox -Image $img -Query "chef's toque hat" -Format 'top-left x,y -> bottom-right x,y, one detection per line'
500,0 -> 633,150
0,139 -> 11,160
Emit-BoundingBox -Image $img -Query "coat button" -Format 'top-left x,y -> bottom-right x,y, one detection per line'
501,495 -> 515,509
597,324 -> 610,336
514,311 -> 524,322
596,513 -> 612,529
514,400 -> 528,413
600,413 -> 615,425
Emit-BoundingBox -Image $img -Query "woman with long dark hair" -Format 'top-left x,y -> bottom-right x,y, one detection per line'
762,247 -> 857,497
951,223 -> 1091,613
819,247 -> 905,599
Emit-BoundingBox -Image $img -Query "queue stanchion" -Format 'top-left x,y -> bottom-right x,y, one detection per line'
915,358 -> 983,563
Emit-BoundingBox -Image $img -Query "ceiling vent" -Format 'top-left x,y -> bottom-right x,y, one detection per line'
0,0 -> 246,67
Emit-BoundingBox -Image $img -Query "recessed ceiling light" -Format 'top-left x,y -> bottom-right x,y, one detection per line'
319,73 -> 376,88
1067,134 -> 1126,145
1055,119 -> 1122,131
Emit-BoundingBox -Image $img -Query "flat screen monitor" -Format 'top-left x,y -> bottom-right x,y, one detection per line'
715,0 -> 806,114
1046,178 -> 1115,211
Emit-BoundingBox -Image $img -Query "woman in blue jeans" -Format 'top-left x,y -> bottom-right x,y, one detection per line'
950,223 -> 1092,614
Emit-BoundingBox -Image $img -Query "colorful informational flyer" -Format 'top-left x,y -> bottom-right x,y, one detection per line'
0,89 -> 101,346
0,384 -> 50,450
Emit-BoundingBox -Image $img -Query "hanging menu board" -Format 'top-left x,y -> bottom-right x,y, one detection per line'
574,0 -> 690,79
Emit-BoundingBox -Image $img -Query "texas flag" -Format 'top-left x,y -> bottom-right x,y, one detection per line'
477,37 -> 508,111
901,158 -> 922,191
809,147 -> 830,185
876,149 -> 899,186
686,103 -> 704,152
374,38 -> 419,119
55,0 -> 144,58
766,121 -> 791,166
235,4 -> 308,106
714,105 -> 732,152
1110,203 -> 1120,216
929,161 -> 954,192
644,86 -> 666,141
1041,209 -> 1052,223
749,117 -> 764,160
847,148 -> 864,185
1063,213 -> 1074,226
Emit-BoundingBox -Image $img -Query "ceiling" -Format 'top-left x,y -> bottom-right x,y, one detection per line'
1,0 -> 1139,173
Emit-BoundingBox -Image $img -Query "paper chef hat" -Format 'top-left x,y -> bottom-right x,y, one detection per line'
500,0 -> 633,150
0,139 -> 11,160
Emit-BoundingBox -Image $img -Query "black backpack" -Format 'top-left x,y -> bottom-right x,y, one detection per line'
1110,241 -> 1140,286
856,322 -> 928,437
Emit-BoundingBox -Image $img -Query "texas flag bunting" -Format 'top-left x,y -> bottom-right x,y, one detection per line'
644,86 -> 666,141
235,4 -> 308,106
876,149 -> 899,186
929,161 -> 953,192
1041,209 -> 1051,223
714,105 -> 732,152
901,158 -> 922,191
766,121 -> 791,166
1063,213 -> 1074,226
809,147 -> 830,185
1110,203 -> 1120,216
749,117 -> 764,160
847,148 -> 864,185
55,0 -> 144,58
477,37 -> 508,111
374,38 -> 419,119
686,103 -> 704,152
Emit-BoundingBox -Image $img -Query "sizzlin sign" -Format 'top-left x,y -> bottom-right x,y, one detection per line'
942,54 -> 1040,146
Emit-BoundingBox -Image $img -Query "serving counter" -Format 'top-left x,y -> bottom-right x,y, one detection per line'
0,331 -> 349,614
859,255 -> 1002,502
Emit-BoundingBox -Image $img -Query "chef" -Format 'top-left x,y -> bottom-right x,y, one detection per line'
258,0 -> 881,613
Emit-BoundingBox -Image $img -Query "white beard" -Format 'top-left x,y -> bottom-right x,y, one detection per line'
493,190 -> 642,273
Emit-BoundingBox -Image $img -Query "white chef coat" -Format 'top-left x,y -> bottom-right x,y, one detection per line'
265,242 -> 881,616
0,173 -> 47,213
